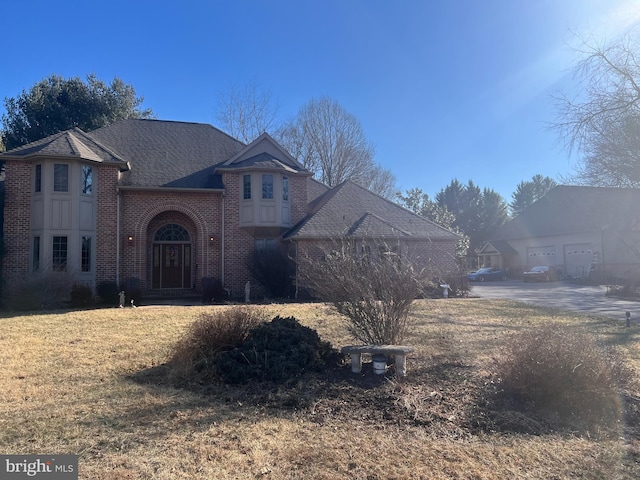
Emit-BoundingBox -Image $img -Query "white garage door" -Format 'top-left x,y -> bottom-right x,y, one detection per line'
527,246 -> 556,267
564,243 -> 593,279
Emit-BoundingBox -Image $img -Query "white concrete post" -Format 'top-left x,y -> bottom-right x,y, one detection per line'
395,354 -> 408,376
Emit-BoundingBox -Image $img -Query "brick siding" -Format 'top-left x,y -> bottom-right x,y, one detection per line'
2,160 -> 32,281
118,189 -> 223,292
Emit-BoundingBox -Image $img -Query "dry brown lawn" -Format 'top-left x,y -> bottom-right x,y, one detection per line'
1,299 -> 640,479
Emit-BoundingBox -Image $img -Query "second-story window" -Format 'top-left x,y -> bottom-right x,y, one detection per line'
262,174 -> 273,199
282,176 -> 289,201
243,174 -> 251,200
54,164 -> 69,192
82,166 -> 92,194
35,164 -> 42,193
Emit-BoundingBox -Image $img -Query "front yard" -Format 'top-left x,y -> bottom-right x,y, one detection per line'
1,299 -> 639,479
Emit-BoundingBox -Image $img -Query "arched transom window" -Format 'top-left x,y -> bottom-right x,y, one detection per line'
154,224 -> 190,242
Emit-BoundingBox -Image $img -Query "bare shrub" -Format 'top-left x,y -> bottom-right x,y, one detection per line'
70,283 -> 95,308
169,306 -> 269,380
248,246 -> 294,299
4,269 -> 74,310
299,239 -> 429,345
96,280 -> 119,305
495,324 -> 633,427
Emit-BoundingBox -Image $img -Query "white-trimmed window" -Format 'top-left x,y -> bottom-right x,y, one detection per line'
81,236 -> 92,272
52,236 -> 68,271
53,164 -> 69,192
32,236 -> 40,272
34,164 -> 42,193
262,174 -> 274,199
255,238 -> 277,250
243,174 -> 251,200
282,176 -> 289,201
82,166 -> 92,194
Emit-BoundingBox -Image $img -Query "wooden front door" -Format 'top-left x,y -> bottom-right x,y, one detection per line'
152,243 -> 191,289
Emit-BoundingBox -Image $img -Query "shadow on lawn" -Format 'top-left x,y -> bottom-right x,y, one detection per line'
127,350 -> 640,443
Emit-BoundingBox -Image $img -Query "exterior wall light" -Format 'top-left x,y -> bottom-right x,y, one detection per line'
209,235 -> 215,243
127,235 -> 134,243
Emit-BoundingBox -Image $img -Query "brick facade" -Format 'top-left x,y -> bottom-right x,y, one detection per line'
118,189 -> 223,293
95,165 -> 120,286
2,160 -> 32,280
1,122 -> 458,303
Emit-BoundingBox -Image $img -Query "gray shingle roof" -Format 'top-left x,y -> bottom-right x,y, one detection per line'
1,128 -> 128,167
284,180 -> 459,240
492,185 -> 640,240
218,152 -> 302,173
88,119 -> 245,187
163,165 -> 224,189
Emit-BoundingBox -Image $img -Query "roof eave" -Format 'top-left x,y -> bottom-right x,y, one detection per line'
0,152 -> 130,171
117,185 -> 224,193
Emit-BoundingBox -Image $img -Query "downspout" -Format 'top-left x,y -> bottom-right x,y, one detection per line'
116,186 -> 121,286
294,240 -> 299,299
221,192 -> 225,288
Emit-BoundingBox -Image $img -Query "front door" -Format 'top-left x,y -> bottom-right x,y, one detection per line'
152,243 -> 191,289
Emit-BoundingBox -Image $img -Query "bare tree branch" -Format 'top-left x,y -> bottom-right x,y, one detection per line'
216,80 -> 279,144
552,32 -> 640,186
276,97 -> 397,198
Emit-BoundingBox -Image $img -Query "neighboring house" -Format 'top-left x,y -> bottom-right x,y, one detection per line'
480,185 -> 640,281
0,119 -> 459,300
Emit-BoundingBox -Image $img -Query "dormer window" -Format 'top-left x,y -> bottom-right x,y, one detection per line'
262,174 -> 274,199
239,172 -> 292,226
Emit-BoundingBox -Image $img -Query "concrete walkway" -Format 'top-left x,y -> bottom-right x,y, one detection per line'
471,280 -> 639,322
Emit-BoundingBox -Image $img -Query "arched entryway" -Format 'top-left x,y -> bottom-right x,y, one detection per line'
151,223 -> 192,289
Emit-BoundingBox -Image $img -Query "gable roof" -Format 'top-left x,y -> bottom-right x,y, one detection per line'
217,132 -> 309,175
87,119 -> 245,187
478,240 -> 518,255
492,185 -> 640,240
1,128 -> 129,169
284,180 -> 459,240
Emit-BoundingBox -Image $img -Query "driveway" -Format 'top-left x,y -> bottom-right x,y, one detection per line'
470,280 -> 639,322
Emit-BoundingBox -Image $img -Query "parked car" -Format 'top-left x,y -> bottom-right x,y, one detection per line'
467,267 -> 507,282
522,265 -> 562,282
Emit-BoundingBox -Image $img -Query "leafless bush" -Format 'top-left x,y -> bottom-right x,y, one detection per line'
248,246 -> 294,299
169,306 -> 269,380
495,324 -> 633,427
4,269 -> 74,310
299,239 -> 430,345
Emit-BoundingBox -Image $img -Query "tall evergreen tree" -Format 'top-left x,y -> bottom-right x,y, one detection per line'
1,74 -> 154,149
510,175 -> 557,216
436,179 -> 508,255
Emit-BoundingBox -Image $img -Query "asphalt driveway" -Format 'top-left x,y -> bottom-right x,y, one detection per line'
470,280 -> 639,322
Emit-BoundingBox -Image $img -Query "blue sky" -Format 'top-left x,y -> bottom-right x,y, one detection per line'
2,0 -> 640,202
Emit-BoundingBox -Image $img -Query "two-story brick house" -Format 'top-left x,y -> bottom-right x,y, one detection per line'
1,119 -> 459,301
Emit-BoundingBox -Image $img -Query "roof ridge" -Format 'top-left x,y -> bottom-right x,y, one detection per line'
340,180 -> 460,236
348,212 -> 412,237
91,118 -> 246,148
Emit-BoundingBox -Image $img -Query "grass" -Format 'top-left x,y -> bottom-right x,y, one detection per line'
1,299 -> 640,479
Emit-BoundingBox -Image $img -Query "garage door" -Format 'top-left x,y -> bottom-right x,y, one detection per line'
563,243 -> 593,279
527,246 -> 556,267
